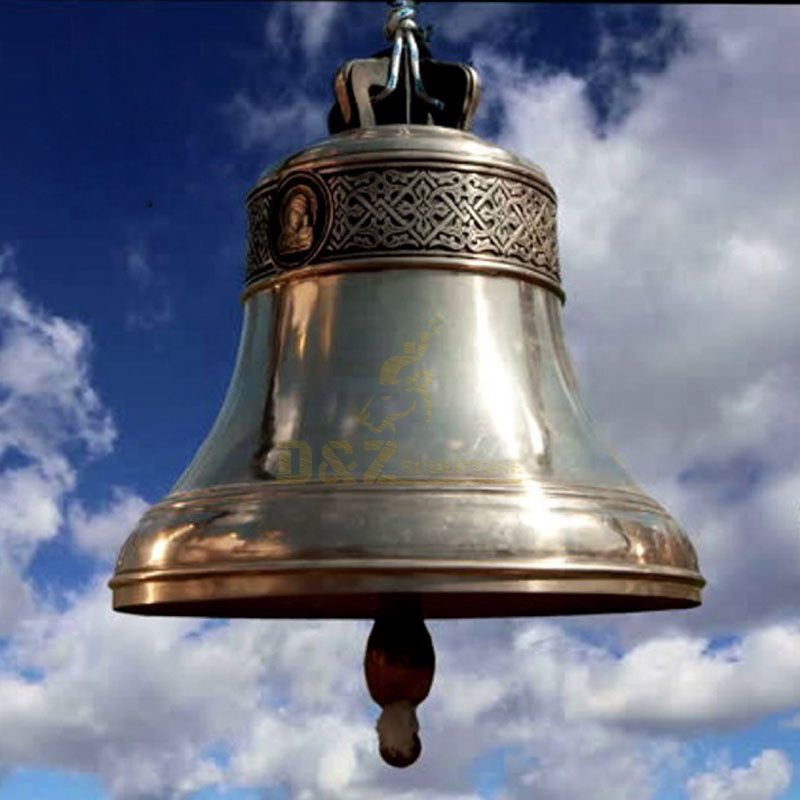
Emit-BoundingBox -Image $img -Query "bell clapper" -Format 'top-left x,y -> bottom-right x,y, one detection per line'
364,605 -> 435,768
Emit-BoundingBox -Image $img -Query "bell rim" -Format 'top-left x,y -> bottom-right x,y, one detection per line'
110,563 -> 703,619
109,481 -> 704,618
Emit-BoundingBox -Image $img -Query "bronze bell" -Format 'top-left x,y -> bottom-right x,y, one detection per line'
110,0 -> 704,768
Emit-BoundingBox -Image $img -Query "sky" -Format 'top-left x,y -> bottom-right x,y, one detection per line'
1,1 -> 799,798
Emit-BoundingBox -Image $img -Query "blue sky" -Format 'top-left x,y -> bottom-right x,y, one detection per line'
1,3 -> 800,799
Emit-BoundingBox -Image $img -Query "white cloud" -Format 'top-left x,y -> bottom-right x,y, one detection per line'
499,723 -> 679,800
265,1 -> 342,60
687,749 -> 793,800
427,3 -> 524,45
480,7 -> 800,475
0,560 -> 34,635
587,6 -> 686,125
226,91 -> 327,152
229,711 -> 372,795
0,581 -> 794,799
0,260 -> 115,460
562,624 -> 800,732
0,586 -> 378,800
475,5 -> 800,635
68,487 -> 149,562
3,6 -> 800,799
0,249 -> 116,596
123,242 -> 173,331
125,244 -> 153,290
295,2 -> 341,58
0,584 -> 252,798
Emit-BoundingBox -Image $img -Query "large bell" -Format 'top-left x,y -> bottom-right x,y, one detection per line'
110,0 -> 703,768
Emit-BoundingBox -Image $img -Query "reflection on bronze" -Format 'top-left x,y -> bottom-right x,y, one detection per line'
246,152 -> 561,295
109,0 -> 705,771
278,184 -> 317,255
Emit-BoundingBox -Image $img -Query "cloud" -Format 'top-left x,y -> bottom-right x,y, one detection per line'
294,2 -> 341,58
562,624 -> 800,733
0,247 -> 116,584
479,6 -> 800,476
475,5 -> 800,635
226,2 -> 332,157
498,724 -> 680,800
265,1 -> 342,60
587,6 -> 687,125
0,584 -> 252,798
0,561 -> 34,636
0,581 -> 793,798
3,6 -> 800,799
0,582 -> 380,800
226,91 -> 327,152
0,252 -> 115,461
125,245 -> 153,290
0,247 -> 143,632
687,749 -> 793,800
68,488 -> 149,562
0,249 -> 118,636
122,242 -> 173,331
426,3 -> 524,45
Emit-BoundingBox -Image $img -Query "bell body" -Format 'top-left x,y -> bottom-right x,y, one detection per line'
110,126 -> 704,617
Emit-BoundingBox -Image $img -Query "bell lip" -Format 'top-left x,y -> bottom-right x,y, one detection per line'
110,563 -> 703,619
109,481 -> 705,619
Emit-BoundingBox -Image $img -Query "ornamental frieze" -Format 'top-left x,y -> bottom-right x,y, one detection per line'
245,164 -> 560,291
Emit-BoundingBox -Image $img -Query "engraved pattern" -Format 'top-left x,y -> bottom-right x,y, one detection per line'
327,169 -> 558,277
246,166 -> 560,287
246,192 -> 274,280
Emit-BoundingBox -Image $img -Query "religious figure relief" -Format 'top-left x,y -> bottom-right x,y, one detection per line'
278,185 -> 318,255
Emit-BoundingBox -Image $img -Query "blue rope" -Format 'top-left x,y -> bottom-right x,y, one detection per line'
373,0 -> 444,112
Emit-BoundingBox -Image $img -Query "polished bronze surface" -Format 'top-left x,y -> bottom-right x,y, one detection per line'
110,267 -> 704,616
245,126 -> 560,297
107,2 -> 706,774
109,1 -> 703,622
328,0 -> 480,133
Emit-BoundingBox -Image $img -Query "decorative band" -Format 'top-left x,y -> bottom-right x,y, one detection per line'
245,162 -> 560,290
